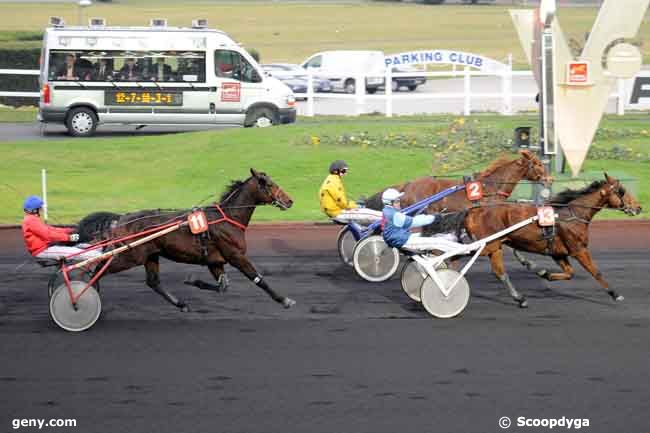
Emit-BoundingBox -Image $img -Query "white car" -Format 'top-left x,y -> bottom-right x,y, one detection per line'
301,51 -> 386,94
262,63 -> 332,93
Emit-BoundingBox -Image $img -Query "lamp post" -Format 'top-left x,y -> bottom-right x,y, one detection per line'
537,0 -> 556,202
78,0 -> 92,25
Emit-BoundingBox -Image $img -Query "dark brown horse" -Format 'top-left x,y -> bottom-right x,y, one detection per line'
365,150 -> 548,212
77,169 -> 295,311
462,174 -> 642,307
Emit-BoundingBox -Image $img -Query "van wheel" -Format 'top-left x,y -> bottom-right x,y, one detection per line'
367,88 -> 377,94
344,79 -> 355,94
66,107 -> 97,137
407,85 -> 418,91
246,107 -> 276,128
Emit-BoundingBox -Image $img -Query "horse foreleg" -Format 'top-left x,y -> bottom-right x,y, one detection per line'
573,249 -> 623,302
513,249 -> 538,271
144,257 -> 189,312
184,263 -> 229,293
228,253 -> 295,308
537,256 -> 574,281
488,246 -> 528,308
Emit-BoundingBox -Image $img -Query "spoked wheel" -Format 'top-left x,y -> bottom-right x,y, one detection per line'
48,268 -> 99,298
400,257 -> 448,301
420,269 -> 470,319
336,227 -> 357,266
49,281 -> 102,332
353,235 -> 400,282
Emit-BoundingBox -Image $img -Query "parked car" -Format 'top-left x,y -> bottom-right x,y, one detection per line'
262,63 -> 332,98
301,51 -> 386,94
391,66 -> 427,92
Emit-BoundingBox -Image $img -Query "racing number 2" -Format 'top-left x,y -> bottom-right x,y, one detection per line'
465,181 -> 483,201
188,210 -> 209,234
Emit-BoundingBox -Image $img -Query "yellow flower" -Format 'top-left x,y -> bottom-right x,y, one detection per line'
311,136 -> 321,146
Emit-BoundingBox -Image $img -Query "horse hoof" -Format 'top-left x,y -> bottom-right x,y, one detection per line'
536,269 -> 548,280
179,303 -> 190,312
608,291 -> 624,302
282,297 -> 296,309
518,298 -> 529,308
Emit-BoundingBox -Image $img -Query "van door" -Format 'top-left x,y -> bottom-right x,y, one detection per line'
213,49 -> 263,124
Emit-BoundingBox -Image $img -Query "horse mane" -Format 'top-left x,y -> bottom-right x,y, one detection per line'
550,180 -> 606,204
219,176 -> 251,203
477,155 -> 515,178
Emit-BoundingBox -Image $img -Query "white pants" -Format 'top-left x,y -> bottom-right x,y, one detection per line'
35,244 -> 102,262
332,208 -> 383,226
402,232 -> 464,254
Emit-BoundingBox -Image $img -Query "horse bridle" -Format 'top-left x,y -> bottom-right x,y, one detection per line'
250,176 -> 291,210
609,183 -> 636,215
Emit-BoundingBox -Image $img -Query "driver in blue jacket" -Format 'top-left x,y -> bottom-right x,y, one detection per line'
381,188 -> 459,252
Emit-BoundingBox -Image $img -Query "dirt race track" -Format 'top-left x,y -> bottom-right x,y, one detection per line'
1,222 -> 649,433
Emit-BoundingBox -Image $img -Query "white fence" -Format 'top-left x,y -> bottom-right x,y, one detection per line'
0,69 -> 40,98
0,67 -> 628,116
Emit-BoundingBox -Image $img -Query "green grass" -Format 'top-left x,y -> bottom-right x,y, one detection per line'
0,106 -> 37,122
0,2 -> 647,67
1,114 -> 649,225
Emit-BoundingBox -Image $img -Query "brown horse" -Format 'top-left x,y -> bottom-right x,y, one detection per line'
77,169 -> 296,311
365,150 -> 547,212
462,174 -> 642,307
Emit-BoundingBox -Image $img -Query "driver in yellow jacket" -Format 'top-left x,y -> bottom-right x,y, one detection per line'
319,160 -> 382,226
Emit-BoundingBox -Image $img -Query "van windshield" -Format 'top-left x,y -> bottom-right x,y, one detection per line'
47,50 -> 206,83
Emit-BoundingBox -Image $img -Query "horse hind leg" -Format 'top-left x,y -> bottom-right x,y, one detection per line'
513,249 -> 538,271
536,256 -> 574,281
145,257 -> 189,312
573,249 -> 623,302
184,263 -> 229,293
489,247 -> 528,308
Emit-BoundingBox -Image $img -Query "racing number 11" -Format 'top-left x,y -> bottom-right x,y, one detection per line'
188,211 -> 209,234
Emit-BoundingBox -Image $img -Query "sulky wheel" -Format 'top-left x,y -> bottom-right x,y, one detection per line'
419,269 -> 470,319
337,226 -> 357,267
400,257 -> 448,302
48,268 -> 99,298
353,235 -> 400,282
49,281 -> 102,332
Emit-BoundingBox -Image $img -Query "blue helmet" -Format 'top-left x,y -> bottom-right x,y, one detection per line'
23,195 -> 44,212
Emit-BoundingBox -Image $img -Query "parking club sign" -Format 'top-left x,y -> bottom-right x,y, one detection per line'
384,50 -> 509,73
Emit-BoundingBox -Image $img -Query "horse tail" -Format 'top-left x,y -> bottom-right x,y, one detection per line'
364,182 -> 409,211
77,211 -> 121,242
422,210 -> 468,239
365,190 -> 385,211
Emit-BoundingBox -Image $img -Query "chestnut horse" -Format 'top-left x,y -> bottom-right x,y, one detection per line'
462,174 -> 641,307
365,150 -> 547,212
77,169 -> 296,311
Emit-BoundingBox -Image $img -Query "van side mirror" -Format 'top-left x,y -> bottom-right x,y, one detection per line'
252,70 -> 262,83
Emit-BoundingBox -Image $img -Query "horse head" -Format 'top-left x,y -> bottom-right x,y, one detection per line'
601,173 -> 642,216
249,168 -> 294,210
517,150 -> 548,183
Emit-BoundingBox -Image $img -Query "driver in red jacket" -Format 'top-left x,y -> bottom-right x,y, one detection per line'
22,195 -> 101,261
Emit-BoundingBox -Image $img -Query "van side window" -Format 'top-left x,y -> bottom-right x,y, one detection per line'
214,50 -> 261,83
47,50 -> 206,83
305,56 -> 322,68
